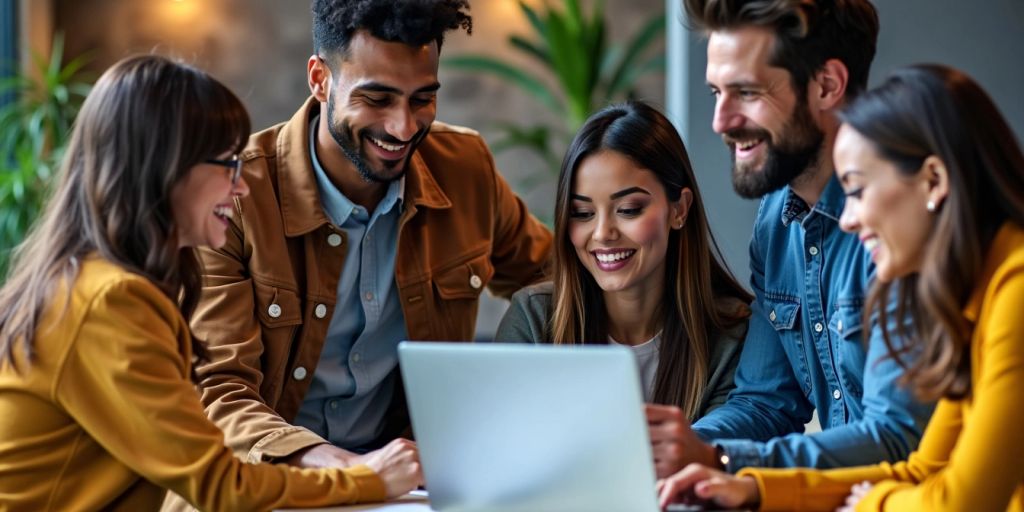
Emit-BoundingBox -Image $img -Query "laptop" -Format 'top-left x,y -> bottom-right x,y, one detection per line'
398,342 -> 659,512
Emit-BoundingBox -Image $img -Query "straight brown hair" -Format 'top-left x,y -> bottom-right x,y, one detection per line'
0,55 -> 251,378
841,64 -> 1024,400
550,101 -> 751,418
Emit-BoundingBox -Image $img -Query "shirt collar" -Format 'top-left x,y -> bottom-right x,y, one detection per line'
779,174 -> 845,227
309,113 -> 405,226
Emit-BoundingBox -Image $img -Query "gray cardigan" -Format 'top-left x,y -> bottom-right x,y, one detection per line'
493,281 -> 749,421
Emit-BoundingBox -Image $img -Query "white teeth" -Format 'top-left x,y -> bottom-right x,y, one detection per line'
213,205 -> 233,220
595,250 -> 635,263
371,137 -> 405,152
863,238 -> 878,252
737,140 -> 761,151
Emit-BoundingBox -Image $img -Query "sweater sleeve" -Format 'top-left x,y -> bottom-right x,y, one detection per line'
741,267 -> 1024,511
53,277 -> 386,511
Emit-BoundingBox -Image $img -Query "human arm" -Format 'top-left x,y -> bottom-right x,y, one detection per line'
54,278 -> 413,510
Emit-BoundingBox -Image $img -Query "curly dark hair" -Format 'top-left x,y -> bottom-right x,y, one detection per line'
312,0 -> 472,61
683,0 -> 879,97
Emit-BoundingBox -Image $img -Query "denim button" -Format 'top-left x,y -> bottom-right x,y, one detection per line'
769,310 -> 777,322
809,246 -> 819,256
833,389 -> 842,400
814,322 -> 824,333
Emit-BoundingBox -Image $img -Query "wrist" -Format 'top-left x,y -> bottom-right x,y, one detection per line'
711,443 -> 730,471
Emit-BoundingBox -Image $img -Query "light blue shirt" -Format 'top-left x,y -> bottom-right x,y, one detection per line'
692,175 -> 934,470
295,116 -> 408,449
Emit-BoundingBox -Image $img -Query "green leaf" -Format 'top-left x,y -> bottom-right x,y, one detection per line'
444,55 -> 563,114
606,51 -> 666,98
604,12 -> 666,100
518,1 -> 547,38
509,35 -> 551,67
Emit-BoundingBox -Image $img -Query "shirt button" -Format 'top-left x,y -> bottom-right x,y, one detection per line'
769,310 -> 777,322
352,352 -> 361,363
329,399 -> 339,410
292,366 -> 307,380
809,246 -> 819,256
314,303 -> 328,319
365,233 -> 372,242
837,319 -> 844,332
268,303 -> 282,318
327,233 -> 343,247
814,322 -> 824,333
833,389 -> 842,400
469,274 -> 482,289
364,292 -> 373,301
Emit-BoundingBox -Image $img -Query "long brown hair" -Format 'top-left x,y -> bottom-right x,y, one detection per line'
550,101 -> 752,418
0,55 -> 251,377
841,64 -> 1024,400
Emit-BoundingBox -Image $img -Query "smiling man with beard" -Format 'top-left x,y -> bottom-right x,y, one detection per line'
162,3 -> 551,507
642,0 -> 935,479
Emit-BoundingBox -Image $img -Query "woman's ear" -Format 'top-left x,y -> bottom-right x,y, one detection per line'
922,155 -> 950,212
671,188 -> 694,229
308,55 -> 331,102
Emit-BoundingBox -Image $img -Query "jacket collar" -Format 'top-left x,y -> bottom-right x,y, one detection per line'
276,97 -> 451,237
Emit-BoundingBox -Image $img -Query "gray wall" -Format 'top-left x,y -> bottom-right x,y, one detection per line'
668,0 -> 1024,287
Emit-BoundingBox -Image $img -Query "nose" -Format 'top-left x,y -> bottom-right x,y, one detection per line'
593,213 -> 619,243
838,198 -> 860,234
712,94 -> 743,135
386,103 -> 419,142
232,173 -> 251,199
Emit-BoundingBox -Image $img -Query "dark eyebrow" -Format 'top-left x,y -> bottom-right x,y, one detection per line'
571,194 -> 592,202
706,80 -> 762,90
355,81 -> 441,95
610,187 -> 651,200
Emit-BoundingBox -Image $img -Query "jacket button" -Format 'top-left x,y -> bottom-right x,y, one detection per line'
268,303 -> 282,318
769,310 -> 777,322
833,389 -> 842,400
814,322 -> 824,333
327,233 -> 343,247
292,366 -> 307,380
469,274 -> 482,289
837,319 -> 844,332
315,303 -> 328,319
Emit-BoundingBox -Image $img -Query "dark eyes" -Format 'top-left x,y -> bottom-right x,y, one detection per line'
844,188 -> 864,199
364,96 -> 434,107
568,206 -> 644,220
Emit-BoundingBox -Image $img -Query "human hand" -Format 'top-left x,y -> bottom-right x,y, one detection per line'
836,481 -> 873,512
657,463 -> 759,510
360,438 -> 424,499
646,404 -> 719,478
284,443 -> 362,469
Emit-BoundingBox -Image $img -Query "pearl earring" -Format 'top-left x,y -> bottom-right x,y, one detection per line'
926,200 -> 937,212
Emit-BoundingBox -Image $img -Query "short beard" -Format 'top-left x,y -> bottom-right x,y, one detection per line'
325,96 -> 423,184
727,100 -> 824,199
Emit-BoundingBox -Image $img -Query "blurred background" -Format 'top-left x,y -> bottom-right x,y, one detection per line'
1,0 -> 1022,339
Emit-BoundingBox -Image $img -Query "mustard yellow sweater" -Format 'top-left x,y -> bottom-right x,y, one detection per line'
740,223 -> 1024,512
0,258 -> 385,511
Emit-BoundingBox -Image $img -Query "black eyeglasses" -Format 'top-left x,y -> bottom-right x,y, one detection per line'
205,156 -> 242,185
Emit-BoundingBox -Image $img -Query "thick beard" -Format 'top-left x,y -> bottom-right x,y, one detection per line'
728,100 -> 824,199
325,96 -> 423,184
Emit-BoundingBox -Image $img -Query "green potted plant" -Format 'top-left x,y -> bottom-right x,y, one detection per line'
0,33 -> 92,277
444,0 -> 665,183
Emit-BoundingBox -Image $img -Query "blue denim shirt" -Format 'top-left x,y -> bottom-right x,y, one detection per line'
692,175 -> 934,470
294,116 -> 409,448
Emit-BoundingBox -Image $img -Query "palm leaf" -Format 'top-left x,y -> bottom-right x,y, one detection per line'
444,55 -> 563,114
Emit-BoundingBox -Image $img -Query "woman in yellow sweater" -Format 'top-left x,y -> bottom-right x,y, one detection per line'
658,64 -> 1024,511
0,55 -> 420,511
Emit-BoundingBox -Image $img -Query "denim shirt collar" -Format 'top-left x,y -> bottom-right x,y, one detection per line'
309,114 -> 404,226
779,174 -> 845,227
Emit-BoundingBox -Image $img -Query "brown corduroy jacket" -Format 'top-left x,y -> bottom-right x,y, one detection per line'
188,97 -> 551,465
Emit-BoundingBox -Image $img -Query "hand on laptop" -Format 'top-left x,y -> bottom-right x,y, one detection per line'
361,438 -> 424,499
646,404 -> 719,477
657,463 -> 759,510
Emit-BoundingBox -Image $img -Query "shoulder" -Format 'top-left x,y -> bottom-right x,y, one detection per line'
510,281 -> 554,310
496,282 -> 554,343
416,121 -> 492,169
74,259 -> 180,323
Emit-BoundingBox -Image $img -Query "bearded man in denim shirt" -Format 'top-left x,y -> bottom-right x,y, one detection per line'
645,0 -> 934,477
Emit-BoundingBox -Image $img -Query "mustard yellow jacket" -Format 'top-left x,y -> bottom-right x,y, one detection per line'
740,223 -> 1024,511
0,258 -> 385,511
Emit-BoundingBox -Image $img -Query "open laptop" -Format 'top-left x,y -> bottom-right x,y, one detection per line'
398,342 -> 660,512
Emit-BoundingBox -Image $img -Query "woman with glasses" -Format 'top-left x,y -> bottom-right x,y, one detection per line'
0,55 -> 420,511
658,64 -> 1024,512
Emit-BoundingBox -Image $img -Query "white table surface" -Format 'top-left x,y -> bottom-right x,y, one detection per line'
278,490 -> 432,511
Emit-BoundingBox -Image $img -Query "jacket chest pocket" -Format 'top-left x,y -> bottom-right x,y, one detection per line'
764,295 -> 812,396
828,298 -> 866,399
430,251 -> 494,339
253,280 -> 304,401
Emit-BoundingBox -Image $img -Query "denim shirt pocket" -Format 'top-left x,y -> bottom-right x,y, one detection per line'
828,297 -> 866,400
763,295 -> 812,396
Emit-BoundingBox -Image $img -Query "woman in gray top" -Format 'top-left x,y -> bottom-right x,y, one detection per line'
494,102 -> 751,474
